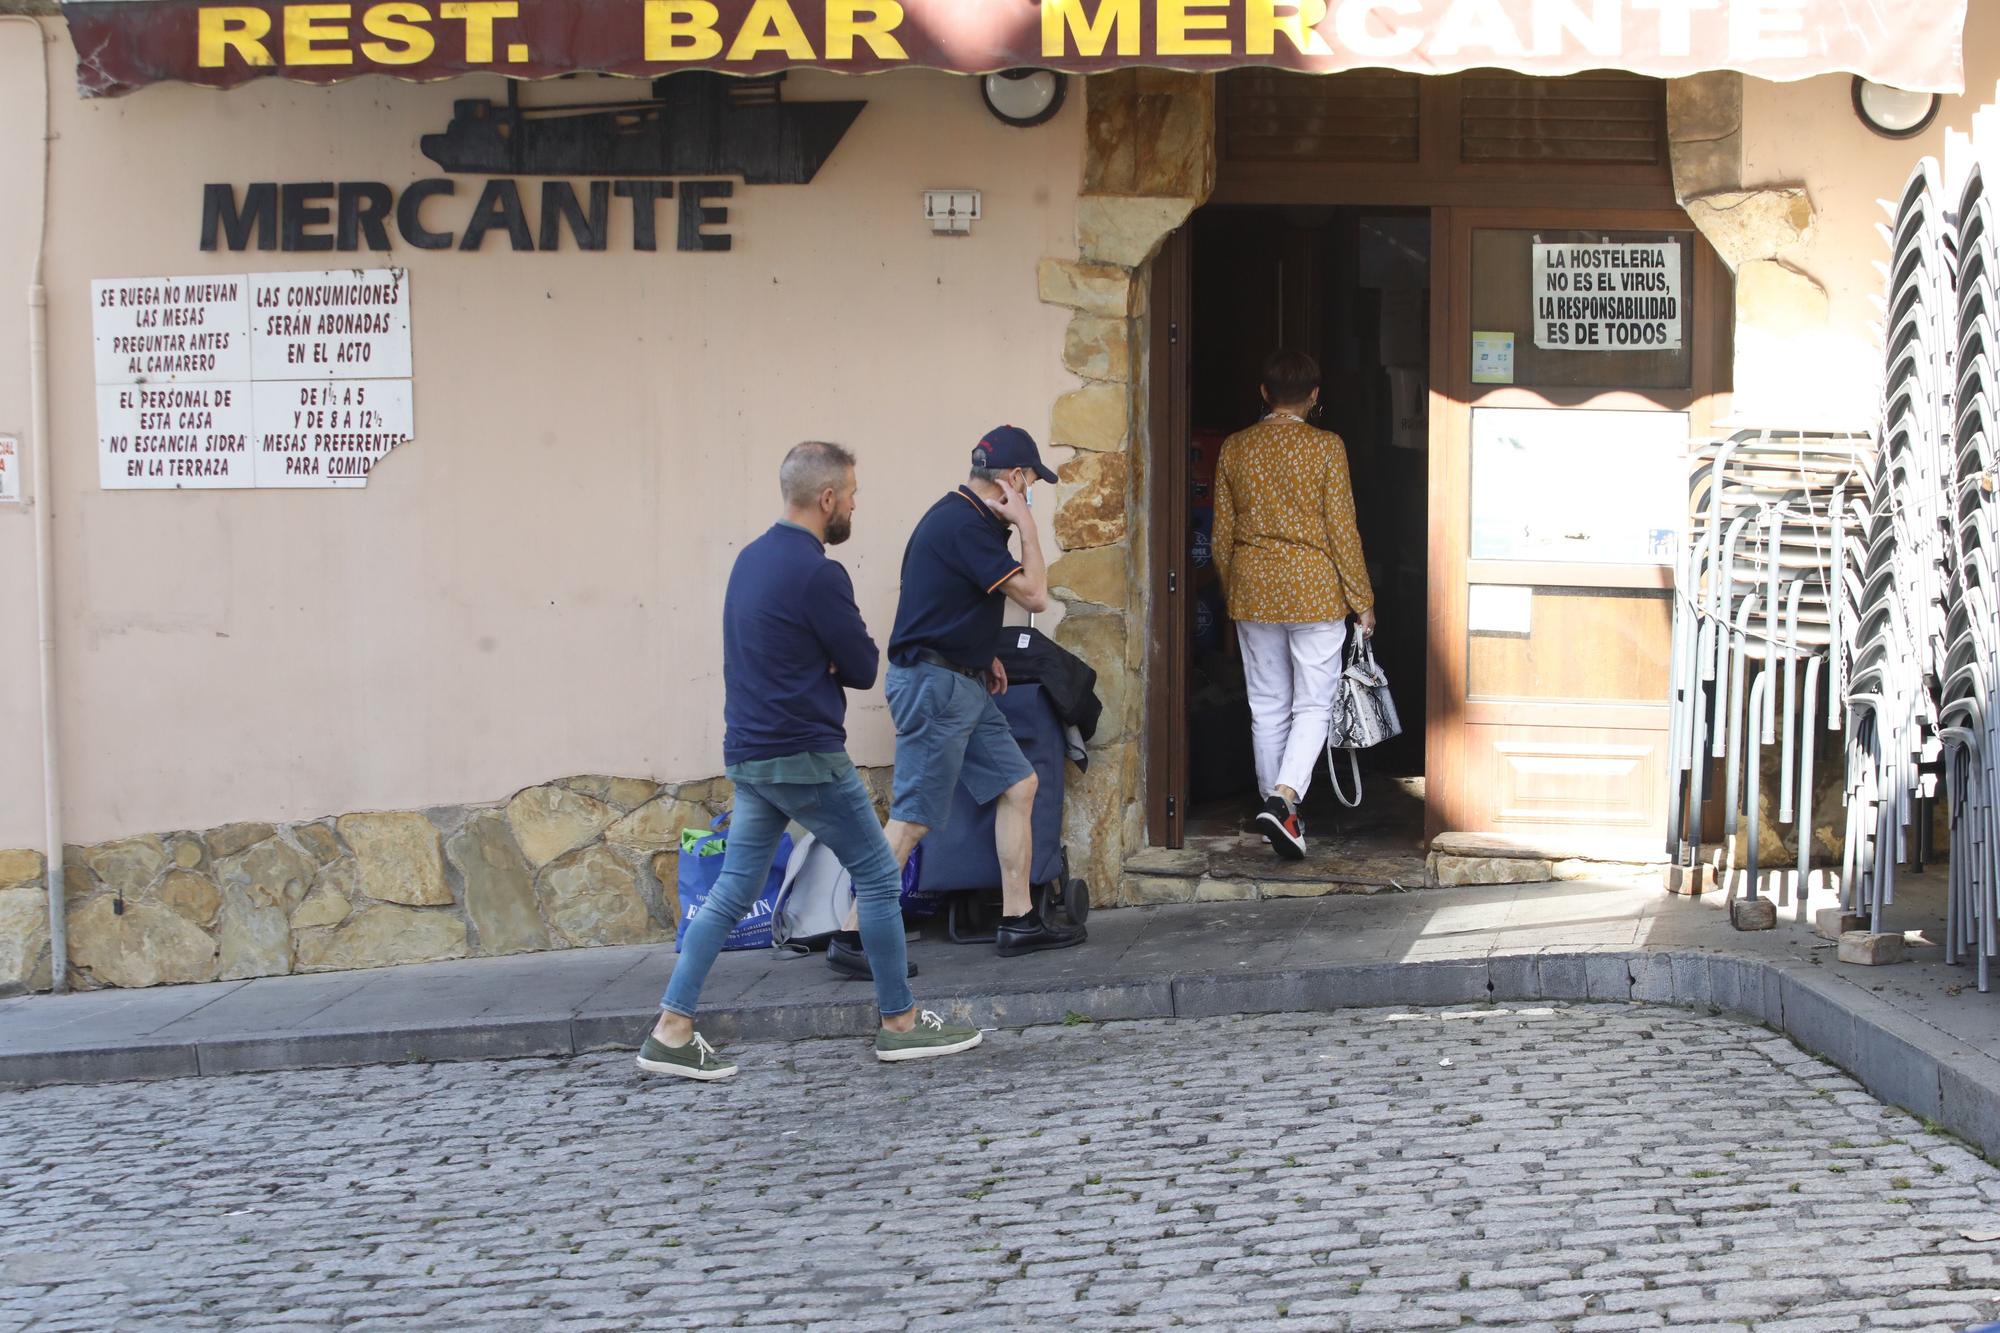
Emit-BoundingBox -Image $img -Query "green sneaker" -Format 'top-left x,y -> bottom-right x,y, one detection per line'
635,1030 -> 738,1081
875,1010 -> 984,1063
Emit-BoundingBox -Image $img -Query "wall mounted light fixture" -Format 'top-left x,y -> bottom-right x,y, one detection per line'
981,69 -> 1066,128
1853,77 -> 1942,139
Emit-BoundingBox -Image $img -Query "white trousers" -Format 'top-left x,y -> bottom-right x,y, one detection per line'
1237,619 -> 1349,803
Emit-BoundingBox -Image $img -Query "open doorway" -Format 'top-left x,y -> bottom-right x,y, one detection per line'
1182,205 -> 1431,856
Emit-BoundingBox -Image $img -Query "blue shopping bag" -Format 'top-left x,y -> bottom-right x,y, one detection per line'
675,812 -> 790,951
899,843 -> 943,919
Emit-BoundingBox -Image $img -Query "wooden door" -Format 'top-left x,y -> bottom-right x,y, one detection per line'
1146,226 -> 1193,847
1427,208 -> 1729,855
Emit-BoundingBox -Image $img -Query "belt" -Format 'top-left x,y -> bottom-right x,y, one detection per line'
913,649 -> 987,682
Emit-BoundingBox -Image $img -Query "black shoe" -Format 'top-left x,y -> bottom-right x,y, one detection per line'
1255,795 -> 1307,861
827,933 -> 917,981
996,914 -> 1087,958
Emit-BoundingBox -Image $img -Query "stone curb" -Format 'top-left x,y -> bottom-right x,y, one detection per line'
3,949 -> 1992,1159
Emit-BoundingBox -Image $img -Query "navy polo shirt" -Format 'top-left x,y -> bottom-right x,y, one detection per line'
888,487 -> 1024,672
721,522 -> 880,765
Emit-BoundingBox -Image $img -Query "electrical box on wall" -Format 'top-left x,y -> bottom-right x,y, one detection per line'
923,190 -> 981,235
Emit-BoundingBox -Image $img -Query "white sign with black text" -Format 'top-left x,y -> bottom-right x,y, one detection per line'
92,275 -> 253,385
91,269 -> 414,490
1532,243 -> 1682,353
253,380 -> 414,488
249,271 -> 411,381
95,382 -> 257,489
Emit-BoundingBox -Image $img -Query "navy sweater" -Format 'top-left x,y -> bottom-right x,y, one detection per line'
722,522 -> 880,764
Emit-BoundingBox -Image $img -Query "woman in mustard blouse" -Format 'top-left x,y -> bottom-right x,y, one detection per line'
1211,349 -> 1378,859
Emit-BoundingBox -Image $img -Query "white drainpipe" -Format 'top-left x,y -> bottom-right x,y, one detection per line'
7,16 -> 63,993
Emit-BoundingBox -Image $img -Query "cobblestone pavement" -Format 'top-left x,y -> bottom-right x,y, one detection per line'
7,1005 -> 2000,1332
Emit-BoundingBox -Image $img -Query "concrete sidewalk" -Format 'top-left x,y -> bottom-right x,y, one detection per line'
10,869 -> 2000,1153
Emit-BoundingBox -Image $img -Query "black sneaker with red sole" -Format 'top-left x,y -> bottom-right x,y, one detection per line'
1255,796 -> 1307,860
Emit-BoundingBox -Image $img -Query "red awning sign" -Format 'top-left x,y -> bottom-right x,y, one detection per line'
60,0 -> 1969,98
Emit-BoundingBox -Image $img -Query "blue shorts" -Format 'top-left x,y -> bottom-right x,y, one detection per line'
885,662 -> 1036,831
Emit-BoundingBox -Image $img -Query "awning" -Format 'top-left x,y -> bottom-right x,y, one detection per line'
61,0 -> 1969,99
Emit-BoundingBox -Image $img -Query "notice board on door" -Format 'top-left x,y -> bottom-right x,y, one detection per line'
1531,243 -> 1683,353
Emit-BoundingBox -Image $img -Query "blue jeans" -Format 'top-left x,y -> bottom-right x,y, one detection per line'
661,765 -> 915,1021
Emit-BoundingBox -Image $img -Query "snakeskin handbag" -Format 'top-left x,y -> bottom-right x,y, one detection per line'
1326,634 -> 1402,807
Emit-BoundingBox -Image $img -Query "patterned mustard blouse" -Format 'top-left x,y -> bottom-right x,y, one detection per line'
1211,417 -> 1375,625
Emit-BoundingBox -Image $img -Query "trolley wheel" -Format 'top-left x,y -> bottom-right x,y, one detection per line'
1036,880 -> 1065,931
1064,877 -> 1091,927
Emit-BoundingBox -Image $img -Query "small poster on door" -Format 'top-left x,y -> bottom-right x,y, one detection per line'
1532,243 -> 1683,351
1469,584 -> 1533,637
1472,331 -> 1515,384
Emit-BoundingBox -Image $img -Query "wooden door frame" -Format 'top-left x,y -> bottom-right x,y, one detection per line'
1145,226 -> 1193,848
1144,210 -> 1439,850
1425,206 -> 1732,842
1212,71 -> 1681,213
1142,205 -> 1729,850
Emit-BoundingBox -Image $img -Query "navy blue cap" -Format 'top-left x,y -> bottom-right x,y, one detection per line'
971,425 -> 1058,485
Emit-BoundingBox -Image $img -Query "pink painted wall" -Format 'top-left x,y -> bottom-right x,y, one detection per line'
0,21 -> 1082,845
0,20 -> 49,852
1737,3 -> 1999,427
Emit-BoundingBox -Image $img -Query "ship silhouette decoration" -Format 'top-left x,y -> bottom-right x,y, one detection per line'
420,72 -> 864,184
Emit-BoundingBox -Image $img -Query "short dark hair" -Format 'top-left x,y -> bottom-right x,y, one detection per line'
1260,349 -> 1321,406
779,440 -> 855,506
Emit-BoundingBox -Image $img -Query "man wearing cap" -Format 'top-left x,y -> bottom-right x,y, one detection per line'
823,426 -> 1087,974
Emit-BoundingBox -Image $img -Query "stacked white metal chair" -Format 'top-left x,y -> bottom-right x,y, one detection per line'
1838,161 -> 1956,944
1670,160 -> 2000,986
1670,429 -> 1872,911
1938,166 -> 2000,987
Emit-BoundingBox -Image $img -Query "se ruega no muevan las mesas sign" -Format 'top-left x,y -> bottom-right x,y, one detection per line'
60,0 -> 1970,98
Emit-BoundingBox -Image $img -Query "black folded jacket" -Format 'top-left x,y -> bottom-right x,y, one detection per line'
994,625 -> 1103,745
